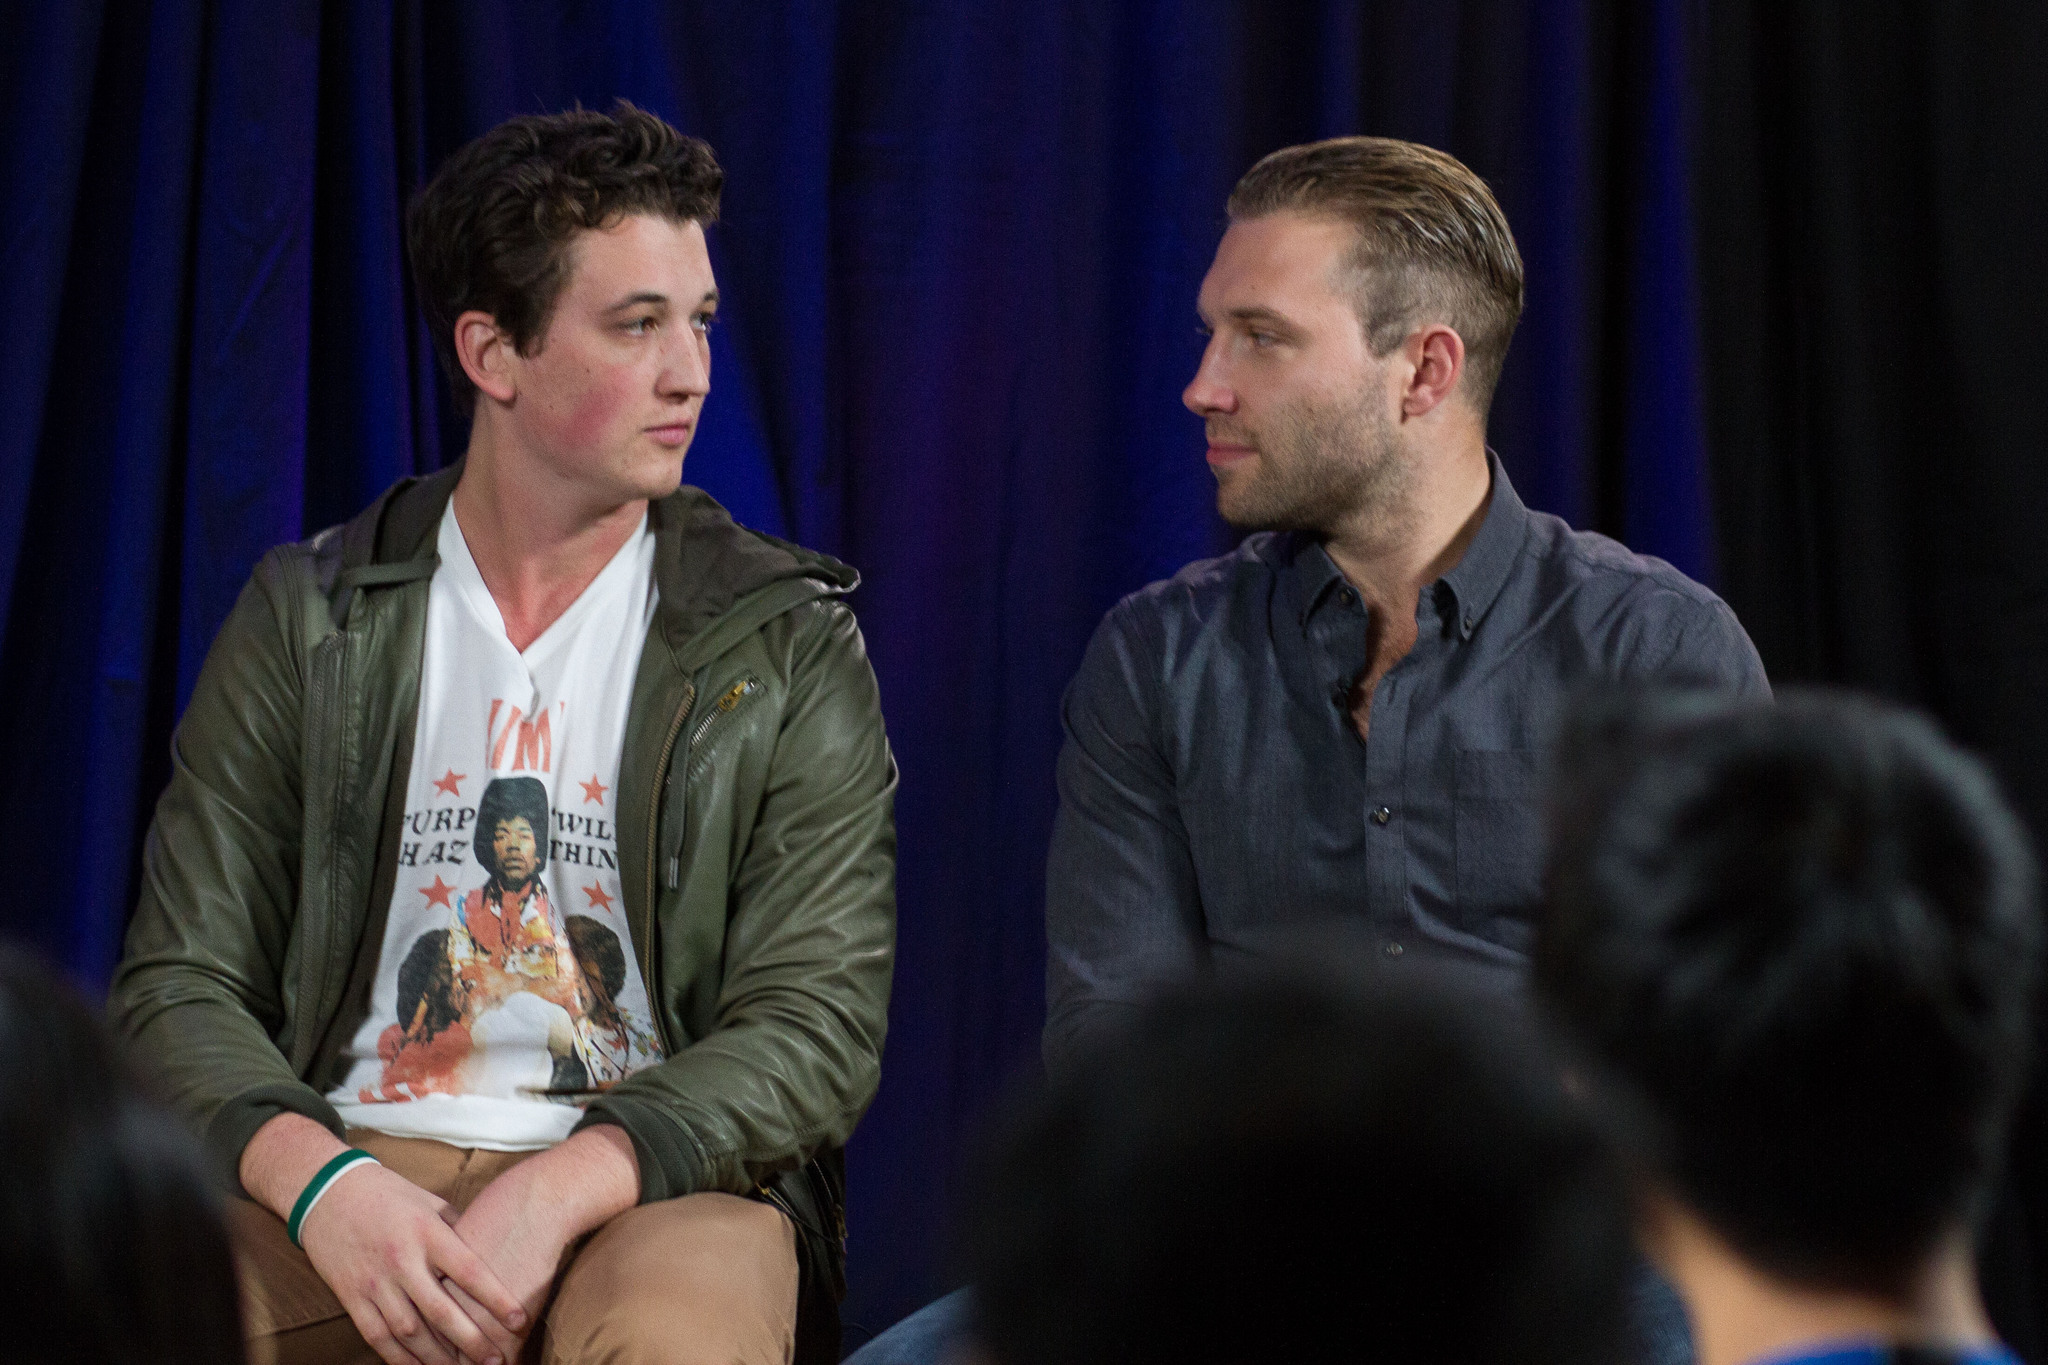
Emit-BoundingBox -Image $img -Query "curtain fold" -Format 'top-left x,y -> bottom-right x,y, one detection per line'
1697,2 -> 2048,1351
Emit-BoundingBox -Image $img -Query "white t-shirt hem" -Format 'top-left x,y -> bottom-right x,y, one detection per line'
332,1095 -> 582,1151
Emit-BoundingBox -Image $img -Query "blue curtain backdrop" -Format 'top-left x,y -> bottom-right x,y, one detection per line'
0,1 -> 1708,1338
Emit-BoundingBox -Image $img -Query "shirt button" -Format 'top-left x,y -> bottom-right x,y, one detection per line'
1371,805 -> 1392,825
1384,941 -> 1404,958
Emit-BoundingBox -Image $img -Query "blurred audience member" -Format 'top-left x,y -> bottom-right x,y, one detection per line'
964,971 -> 1635,1365
1539,691 -> 2041,1365
0,948 -> 246,1364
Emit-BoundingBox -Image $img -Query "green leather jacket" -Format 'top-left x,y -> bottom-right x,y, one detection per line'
111,465 -> 898,1216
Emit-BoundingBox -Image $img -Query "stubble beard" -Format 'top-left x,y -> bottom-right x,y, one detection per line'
1212,386 -> 1412,542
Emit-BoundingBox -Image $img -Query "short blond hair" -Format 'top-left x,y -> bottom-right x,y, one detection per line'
1228,137 -> 1525,414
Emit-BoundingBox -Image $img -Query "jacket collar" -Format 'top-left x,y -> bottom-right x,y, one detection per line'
354,460 -> 858,656
646,485 -> 859,655
1287,449 -> 1530,639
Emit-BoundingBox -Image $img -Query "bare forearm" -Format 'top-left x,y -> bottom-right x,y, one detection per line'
507,1125 -> 639,1238
445,1122 -> 639,1329
241,1111 -> 352,1219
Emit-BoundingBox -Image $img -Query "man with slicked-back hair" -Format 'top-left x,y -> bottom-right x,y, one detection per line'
844,134 -> 1770,1365
114,103 -> 896,1365
1046,136 -> 1767,1065
1036,135 -> 1766,1365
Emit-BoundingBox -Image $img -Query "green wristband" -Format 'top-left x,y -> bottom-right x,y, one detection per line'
287,1149 -> 379,1247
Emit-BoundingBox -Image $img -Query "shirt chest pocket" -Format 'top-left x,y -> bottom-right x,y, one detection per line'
1452,748 -> 1546,943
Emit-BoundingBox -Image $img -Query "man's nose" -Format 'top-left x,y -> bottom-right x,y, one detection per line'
1183,341 -> 1236,416
659,329 -> 712,400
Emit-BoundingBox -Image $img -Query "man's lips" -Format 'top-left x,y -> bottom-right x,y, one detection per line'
1206,442 -> 1256,466
646,422 -> 695,448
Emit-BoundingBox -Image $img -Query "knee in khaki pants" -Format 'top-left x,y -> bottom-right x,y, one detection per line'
544,1192 -> 799,1365
232,1133 -> 799,1365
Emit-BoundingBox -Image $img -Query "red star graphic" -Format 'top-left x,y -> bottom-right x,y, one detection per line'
583,882 -> 615,912
432,769 -> 465,798
579,773 -> 609,805
421,875 -> 457,910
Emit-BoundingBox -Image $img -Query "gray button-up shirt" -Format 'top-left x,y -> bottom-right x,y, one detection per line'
1044,457 -> 1770,1070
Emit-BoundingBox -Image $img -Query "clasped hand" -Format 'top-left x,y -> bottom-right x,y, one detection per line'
291,1126 -> 640,1365
298,1163 -> 533,1365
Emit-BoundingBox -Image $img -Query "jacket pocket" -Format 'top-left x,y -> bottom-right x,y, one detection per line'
1451,748 -> 1545,949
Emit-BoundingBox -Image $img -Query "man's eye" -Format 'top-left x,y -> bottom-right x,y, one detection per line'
1248,331 -> 1277,348
624,317 -> 656,336
693,312 -> 718,335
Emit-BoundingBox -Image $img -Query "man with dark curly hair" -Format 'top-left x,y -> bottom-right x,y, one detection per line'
114,104 -> 897,1365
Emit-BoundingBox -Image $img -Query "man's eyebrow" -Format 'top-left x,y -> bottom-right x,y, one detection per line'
1197,304 -> 1298,329
1225,305 -> 1296,328
605,288 -> 719,314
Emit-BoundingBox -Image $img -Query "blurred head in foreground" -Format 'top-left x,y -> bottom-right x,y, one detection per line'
0,950 -> 245,1365
965,972 -> 1633,1365
1538,689 -> 2041,1359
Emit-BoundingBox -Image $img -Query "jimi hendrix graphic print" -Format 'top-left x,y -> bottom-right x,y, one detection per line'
328,503 -> 665,1150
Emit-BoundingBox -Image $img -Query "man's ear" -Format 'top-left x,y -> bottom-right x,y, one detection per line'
455,310 -> 518,406
1399,324 -> 1466,420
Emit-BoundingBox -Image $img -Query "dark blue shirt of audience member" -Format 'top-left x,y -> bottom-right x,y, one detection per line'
1757,1344 -> 2022,1365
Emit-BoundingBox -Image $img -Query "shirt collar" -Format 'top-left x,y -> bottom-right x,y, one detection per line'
1286,449 -> 1531,638
1288,538 -> 1351,627
1438,449 -> 1531,640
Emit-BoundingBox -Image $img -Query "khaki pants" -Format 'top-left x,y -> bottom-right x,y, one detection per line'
230,1130 -> 799,1365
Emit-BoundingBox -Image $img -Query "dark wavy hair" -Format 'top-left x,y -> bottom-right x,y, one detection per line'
474,775 -> 551,876
0,950 -> 246,1365
407,100 -> 724,414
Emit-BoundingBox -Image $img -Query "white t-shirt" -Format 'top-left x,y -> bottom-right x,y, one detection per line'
328,502 -> 667,1149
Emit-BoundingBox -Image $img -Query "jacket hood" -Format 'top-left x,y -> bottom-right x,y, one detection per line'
649,484 -> 859,647
335,461 -> 858,664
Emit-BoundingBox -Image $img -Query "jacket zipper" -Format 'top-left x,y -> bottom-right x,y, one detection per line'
689,676 -> 762,751
641,681 -> 694,1056
642,676 -> 763,1057
668,679 -> 762,888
